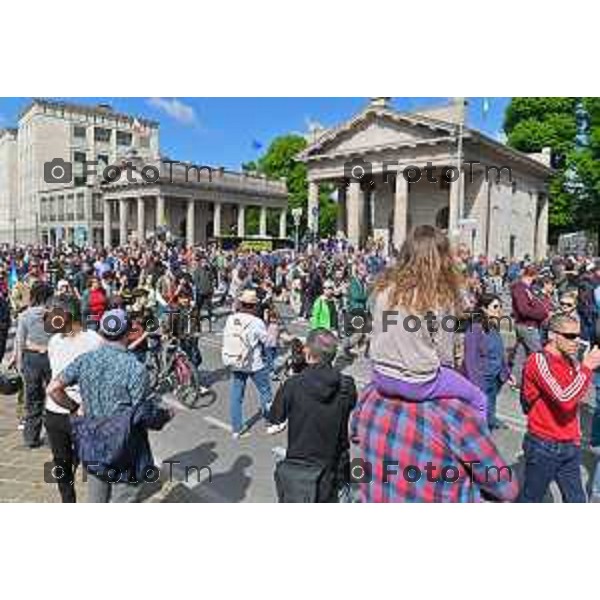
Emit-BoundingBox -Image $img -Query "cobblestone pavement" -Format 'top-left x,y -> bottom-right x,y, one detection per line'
0,396 -> 201,503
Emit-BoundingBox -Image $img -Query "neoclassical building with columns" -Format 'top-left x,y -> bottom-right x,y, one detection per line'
298,98 -> 553,259
99,152 -> 288,247
0,98 -> 288,246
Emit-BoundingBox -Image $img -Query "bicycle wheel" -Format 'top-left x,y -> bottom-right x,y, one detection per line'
172,351 -> 202,408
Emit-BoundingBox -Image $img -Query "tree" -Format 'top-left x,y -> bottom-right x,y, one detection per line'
241,134 -> 337,237
569,98 -> 600,240
503,97 -> 579,239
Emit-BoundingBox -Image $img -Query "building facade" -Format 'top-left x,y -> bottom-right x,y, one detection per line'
298,98 -> 553,259
0,99 -> 288,246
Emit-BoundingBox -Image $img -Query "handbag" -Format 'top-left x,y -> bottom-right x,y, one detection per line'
274,374 -> 354,503
274,458 -> 328,503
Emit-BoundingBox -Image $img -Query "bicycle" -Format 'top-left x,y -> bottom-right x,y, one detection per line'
145,334 -> 207,409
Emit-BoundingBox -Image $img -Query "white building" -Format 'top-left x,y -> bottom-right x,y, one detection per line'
298,97 -> 554,259
0,99 -> 288,246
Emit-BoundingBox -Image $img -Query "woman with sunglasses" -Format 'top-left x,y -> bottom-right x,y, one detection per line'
558,291 -> 579,322
463,294 -> 515,430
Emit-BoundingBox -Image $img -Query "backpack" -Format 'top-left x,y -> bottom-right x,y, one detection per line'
222,315 -> 252,370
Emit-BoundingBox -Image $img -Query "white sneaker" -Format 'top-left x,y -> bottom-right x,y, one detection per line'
198,386 -> 210,395
266,422 -> 287,435
232,430 -> 250,440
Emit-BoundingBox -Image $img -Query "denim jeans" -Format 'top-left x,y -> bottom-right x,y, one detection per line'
590,371 -> 600,448
22,350 -> 51,447
86,473 -> 140,503
514,324 -> 542,357
519,433 -> 586,503
230,368 -> 273,434
264,347 -> 277,374
482,376 -> 501,430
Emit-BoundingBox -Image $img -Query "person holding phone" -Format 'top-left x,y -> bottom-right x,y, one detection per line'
519,313 -> 600,502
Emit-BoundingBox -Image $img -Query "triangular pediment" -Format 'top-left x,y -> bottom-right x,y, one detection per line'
300,108 -> 454,160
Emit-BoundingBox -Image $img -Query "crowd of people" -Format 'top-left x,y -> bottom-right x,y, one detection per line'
0,227 -> 599,502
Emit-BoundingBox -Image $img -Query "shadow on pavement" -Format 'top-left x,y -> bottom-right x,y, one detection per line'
200,366 -> 231,387
192,455 -> 254,503
161,441 -> 219,482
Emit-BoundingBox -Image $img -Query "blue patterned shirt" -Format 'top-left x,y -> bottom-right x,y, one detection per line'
61,343 -> 148,418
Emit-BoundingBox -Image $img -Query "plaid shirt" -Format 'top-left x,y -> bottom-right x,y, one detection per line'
350,385 -> 518,503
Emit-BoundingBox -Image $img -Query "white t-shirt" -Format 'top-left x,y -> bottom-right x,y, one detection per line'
46,330 -> 104,414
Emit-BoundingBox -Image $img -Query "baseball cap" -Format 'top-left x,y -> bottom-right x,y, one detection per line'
99,308 -> 130,340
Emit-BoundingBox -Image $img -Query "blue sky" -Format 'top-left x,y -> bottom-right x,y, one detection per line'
0,97 -> 510,170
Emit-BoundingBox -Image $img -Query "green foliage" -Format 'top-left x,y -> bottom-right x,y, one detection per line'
241,134 -> 338,238
503,97 -> 590,238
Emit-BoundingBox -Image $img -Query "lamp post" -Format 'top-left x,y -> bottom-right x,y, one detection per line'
292,207 -> 302,252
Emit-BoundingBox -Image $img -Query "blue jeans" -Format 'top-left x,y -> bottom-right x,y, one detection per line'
590,371 -> 600,447
482,376 -> 501,430
230,368 -> 273,434
519,433 -> 586,503
264,347 -> 277,374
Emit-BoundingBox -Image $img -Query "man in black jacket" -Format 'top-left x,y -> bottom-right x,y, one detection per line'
269,328 -> 357,502
192,255 -> 215,329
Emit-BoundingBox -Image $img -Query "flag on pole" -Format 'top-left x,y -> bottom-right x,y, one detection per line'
251,139 -> 263,151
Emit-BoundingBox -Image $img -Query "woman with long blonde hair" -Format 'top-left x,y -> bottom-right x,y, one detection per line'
369,225 -> 487,420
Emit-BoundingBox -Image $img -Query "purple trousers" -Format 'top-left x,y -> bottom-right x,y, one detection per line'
373,367 -> 488,422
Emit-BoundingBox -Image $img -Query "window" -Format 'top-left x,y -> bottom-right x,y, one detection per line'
138,135 -> 150,148
48,198 -> 56,222
116,131 -> 132,146
40,197 -> 47,221
76,193 -> 85,219
93,193 -> 104,219
74,151 -> 86,163
66,194 -> 75,220
97,154 -> 109,166
94,127 -> 111,142
73,125 -> 86,139
74,175 -> 86,187
57,195 -> 65,220
512,181 -> 518,194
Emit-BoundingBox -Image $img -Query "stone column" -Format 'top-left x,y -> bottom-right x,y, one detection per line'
137,197 -> 145,243
279,209 -> 287,239
308,180 -> 319,236
347,180 -> 362,247
237,204 -> 245,237
336,184 -> 347,238
103,199 -> 112,247
186,198 -> 196,247
259,206 -> 267,237
198,201 -> 209,245
119,198 -> 128,245
393,175 -> 408,250
213,202 -> 221,238
156,195 -> 165,228
448,174 -> 462,239
535,193 -> 549,259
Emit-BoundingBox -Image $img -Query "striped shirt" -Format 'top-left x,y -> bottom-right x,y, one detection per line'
522,350 -> 592,443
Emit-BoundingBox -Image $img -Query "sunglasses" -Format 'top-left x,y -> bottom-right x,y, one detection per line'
488,303 -> 501,309
552,330 -> 580,340
560,302 -> 575,309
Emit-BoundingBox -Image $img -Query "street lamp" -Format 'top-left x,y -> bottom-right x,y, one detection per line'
292,207 -> 302,252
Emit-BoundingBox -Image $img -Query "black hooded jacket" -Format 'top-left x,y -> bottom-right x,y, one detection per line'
268,364 -> 357,469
